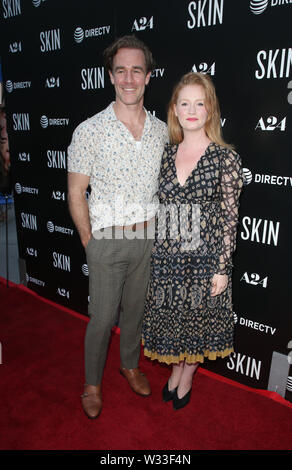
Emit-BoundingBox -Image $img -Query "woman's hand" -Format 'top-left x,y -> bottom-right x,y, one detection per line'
210,273 -> 228,297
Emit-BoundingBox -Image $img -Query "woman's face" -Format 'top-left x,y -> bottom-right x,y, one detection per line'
174,84 -> 208,134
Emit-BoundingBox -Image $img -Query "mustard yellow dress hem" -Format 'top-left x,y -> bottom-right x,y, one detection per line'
142,341 -> 233,365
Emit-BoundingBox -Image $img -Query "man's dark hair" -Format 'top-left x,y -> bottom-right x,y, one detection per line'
103,35 -> 155,73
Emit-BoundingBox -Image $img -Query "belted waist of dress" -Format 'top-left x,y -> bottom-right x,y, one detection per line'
158,199 -> 221,206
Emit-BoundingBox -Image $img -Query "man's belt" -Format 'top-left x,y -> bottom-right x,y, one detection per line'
115,218 -> 154,232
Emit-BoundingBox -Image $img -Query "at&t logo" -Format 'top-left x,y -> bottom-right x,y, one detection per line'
40,115 -> 48,128
32,0 -> 46,6
82,264 -> 89,276
242,168 -> 252,185
5,80 -> 13,93
250,0 -> 268,14
250,0 -> 292,15
47,221 -> 54,232
74,27 -> 84,43
15,182 -> 22,194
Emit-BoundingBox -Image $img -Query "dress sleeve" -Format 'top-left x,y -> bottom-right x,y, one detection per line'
216,149 -> 243,275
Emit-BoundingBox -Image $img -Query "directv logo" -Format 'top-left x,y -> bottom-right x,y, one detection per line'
40,115 -> 69,128
74,25 -> 111,43
6,80 -> 31,92
15,182 -> 39,195
47,220 -> 74,235
242,168 -> 292,187
250,0 -> 269,14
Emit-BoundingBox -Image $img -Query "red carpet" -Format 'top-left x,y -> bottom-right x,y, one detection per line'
1,278 -> 292,452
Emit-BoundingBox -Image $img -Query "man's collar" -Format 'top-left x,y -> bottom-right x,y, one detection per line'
103,102 -> 152,131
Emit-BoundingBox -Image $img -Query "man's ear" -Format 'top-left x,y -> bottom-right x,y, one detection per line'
145,71 -> 151,86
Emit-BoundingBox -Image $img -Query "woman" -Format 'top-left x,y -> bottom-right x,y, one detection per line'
142,72 -> 243,410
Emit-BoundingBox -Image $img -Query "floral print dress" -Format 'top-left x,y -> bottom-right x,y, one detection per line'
142,142 -> 243,364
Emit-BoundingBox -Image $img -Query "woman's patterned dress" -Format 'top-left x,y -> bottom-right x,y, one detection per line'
142,142 -> 243,364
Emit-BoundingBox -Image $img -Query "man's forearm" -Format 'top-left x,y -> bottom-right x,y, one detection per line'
68,192 -> 91,248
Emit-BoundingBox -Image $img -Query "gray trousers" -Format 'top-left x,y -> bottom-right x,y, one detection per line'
84,228 -> 153,386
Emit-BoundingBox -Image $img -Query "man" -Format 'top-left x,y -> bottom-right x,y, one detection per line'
67,35 -> 168,419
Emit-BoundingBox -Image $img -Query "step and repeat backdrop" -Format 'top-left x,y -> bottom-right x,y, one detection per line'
1,0 -> 292,400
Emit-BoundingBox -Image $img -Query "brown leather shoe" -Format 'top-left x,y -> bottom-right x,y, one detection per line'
81,384 -> 102,419
120,367 -> 151,396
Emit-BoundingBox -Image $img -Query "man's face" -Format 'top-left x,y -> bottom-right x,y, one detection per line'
109,48 -> 151,107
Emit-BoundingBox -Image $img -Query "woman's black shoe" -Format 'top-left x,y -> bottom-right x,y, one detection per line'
173,388 -> 192,410
162,381 -> 178,402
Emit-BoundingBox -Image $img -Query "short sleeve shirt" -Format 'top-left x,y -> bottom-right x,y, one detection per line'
67,102 -> 169,232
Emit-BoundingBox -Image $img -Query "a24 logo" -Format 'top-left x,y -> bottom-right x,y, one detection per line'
132,16 -> 153,31
240,272 -> 268,288
192,62 -> 215,75
255,116 -> 286,131
45,77 -> 60,88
